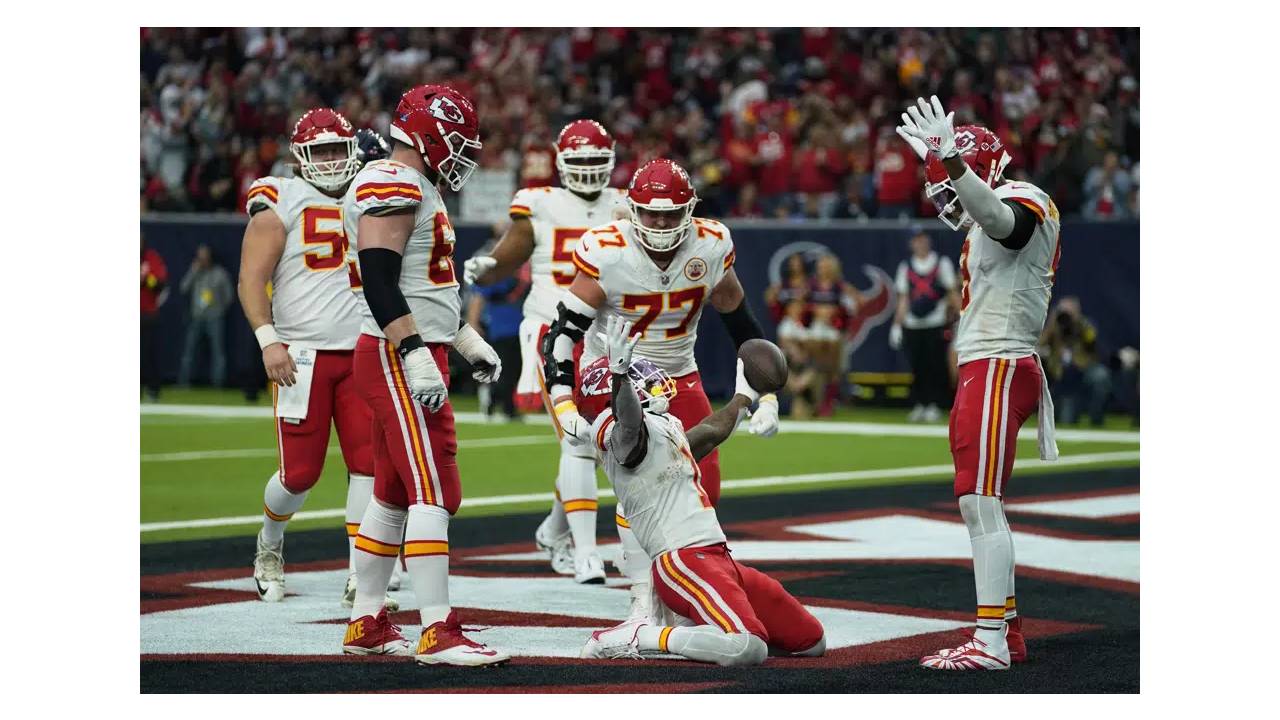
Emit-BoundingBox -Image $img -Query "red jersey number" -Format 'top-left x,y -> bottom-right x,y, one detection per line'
301,206 -> 347,271
552,228 -> 588,286
429,212 -> 457,285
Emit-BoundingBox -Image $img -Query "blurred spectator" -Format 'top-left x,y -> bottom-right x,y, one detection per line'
140,234 -> 169,401
140,28 -> 1139,218
1082,151 -> 1135,220
776,300 -> 823,419
466,232 -> 530,421
807,255 -> 861,416
764,252 -> 810,322
1039,296 -> 1112,426
177,244 -> 234,387
890,229 -> 959,422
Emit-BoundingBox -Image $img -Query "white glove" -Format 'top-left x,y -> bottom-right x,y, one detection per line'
889,323 -> 903,350
453,324 -> 502,383
747,394 -> 780,437
554,401 -> 591,447
463,255 -> 497,286
600,315 -> 640,375
401,346 -> 448,412
899,95 -> 958,160
895,112 -> 930,161
734,358 -> 761,405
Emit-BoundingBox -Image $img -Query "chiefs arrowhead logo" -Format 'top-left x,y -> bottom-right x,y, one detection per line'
429,96 -> 465,124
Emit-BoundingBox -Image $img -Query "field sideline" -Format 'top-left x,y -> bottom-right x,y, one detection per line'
140,389 -> 1139,543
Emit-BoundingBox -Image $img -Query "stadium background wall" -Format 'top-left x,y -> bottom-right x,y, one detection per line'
139,215 -> 1139,398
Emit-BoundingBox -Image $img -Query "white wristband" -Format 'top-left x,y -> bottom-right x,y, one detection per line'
254,324 -> 281,350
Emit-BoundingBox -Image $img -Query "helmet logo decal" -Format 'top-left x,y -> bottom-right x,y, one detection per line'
428,96 -> 465,124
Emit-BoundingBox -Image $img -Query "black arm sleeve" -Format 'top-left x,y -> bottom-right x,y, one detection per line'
989,200 -> 1038,250
718,299 -> 765,349
540,301 -> 594,389
611,373 -> 649,469
357,248 -> 412,331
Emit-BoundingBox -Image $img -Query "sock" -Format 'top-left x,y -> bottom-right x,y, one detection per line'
638,625 -> 766,667
1006,521 -> 1018,622
350,500 -> 406,620
346,474 -> 374,574
558,453 -> 599,555
262,472 -> 307,544
405,504 -> 451,628
546,491 -> 570,538
616,506 -> 653,618
959,494 -> 1012,647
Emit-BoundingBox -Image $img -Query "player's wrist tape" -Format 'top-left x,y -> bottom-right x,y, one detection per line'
397,334 -> 426,358
553,399 -> 578,417
254,324 -> 281,350
453,323 -> 486,360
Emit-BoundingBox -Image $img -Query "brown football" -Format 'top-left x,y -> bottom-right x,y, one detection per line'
738,339 -> 788,394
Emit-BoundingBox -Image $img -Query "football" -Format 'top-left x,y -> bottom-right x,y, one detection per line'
738,339 -> 788,394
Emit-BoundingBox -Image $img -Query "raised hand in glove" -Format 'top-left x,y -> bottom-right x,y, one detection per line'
898,95 -> 958,160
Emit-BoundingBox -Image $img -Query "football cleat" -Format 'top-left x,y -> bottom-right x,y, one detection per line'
343,608 -> 412,656
253,531 -> 285,602
340,573 -> 400,612
574,552 -> 607,585
415,611 -> 511,667
921,628 -> 1010,671
534,515 -> 575,576
1007,616 -> 1028,663
581,620 -> 645,660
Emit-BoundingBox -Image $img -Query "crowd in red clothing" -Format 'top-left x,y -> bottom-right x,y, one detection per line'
141,27 -> 1138,220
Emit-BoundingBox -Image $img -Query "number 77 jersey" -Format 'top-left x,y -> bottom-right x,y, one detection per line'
342,159 -> 462,344
246,175 -> 362,349
574,217 -> 737,377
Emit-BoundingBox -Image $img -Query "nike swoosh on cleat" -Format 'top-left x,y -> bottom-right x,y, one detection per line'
255,579 -> 268,596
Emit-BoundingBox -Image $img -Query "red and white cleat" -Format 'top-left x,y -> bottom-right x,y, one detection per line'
1006,616 -> 1027,663
343,608 -> 412,656
415,611 -> 511,667
921,631 -> 1010,671
580,620 -> 645,660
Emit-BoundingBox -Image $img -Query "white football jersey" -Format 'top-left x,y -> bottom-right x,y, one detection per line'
589,408 -> 726,556
509,186 -> 629,324
343,160 -> 460,343
574,218 -> 736,377
245,176 -> 361,350
954,181 -> 1062,365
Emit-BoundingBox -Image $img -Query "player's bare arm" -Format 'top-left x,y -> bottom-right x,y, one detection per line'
898,96 -> 1037,248
466,216 -> 534,285
686,392 -> 754,462
357,206 -> 449,411
710,268 -> 779,437
238,208 -> 296,386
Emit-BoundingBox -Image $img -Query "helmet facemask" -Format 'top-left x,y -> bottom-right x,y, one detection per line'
574,356 -> 678,421
436,125 -> 482,192
557,148 -> 615,194
630,200 -> 696,252
925,178 -> 972,230
293,138 -> 359,192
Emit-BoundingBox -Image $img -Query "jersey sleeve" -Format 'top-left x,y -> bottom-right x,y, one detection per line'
693,217 -> 736,271
997,182 -> 1055,225
590,408 -> 617,455
351,161 -> 423,215
245,177 -> 282,216
573,222 -> 627,281
508,187 -> 543,220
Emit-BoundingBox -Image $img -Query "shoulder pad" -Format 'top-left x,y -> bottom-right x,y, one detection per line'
352,163 -> 423,213
574,222 -> 630,279
998,182 -> 1057,224
245,177 -> 282,214
510,186 -> 549,218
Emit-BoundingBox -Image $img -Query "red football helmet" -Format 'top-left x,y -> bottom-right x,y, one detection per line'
573,355 -> 679,423
628,158 -> 698,252
389,84 -> 482,191
290,108 -> 359,191
924,124 -> 1012,230
555,119 -> 616,194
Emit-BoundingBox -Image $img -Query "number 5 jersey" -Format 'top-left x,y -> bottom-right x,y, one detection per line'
246,176 -> 362,349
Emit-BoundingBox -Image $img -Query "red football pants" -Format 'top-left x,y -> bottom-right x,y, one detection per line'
273,348 -> 373,493
950,355 -> 1043,498
652,543 -> 824,653
353,334 -> 461,513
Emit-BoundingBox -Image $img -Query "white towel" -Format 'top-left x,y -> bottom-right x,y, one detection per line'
275,346 -> 316,422
1034,353 -> 1059,461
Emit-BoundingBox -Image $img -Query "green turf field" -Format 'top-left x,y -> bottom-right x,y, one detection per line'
140,388 -> 1139,543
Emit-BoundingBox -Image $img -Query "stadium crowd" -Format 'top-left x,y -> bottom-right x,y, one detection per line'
140,27 -> 1139,220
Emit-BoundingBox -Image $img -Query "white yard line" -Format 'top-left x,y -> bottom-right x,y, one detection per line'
141,435 -> 555,463
140,450 -> 1139,533
141,404 -> 1139,443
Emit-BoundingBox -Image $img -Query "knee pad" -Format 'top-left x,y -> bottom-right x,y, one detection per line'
791,633 -> 826,658
722,633 -> 769,667
959,493 -> 1009,539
